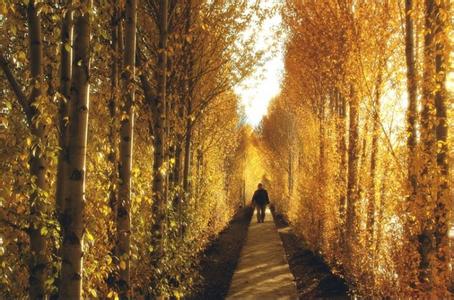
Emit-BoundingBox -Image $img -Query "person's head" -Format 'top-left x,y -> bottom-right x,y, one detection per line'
257,183 -> 263,189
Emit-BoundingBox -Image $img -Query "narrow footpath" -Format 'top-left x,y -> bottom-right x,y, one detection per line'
226,208 -> 297,299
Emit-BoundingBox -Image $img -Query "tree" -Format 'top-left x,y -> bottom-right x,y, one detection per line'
0,1 -> 50,297
116,0 -> 137,297
405,0 -> 418,210
25,2 -> 48,297
56,0 -> 73,233
59,1 -> 91,298
345,86 -> 360,261
366,61 -> 384,248
417,0 -> 450,294
149,0 -> 169,294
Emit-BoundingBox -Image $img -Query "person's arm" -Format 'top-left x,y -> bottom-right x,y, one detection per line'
265,190 -> 270,204
251,191 -> 257,206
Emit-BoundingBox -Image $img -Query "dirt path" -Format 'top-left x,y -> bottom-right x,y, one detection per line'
190,207 -> 253,299
226,208 -> 297,299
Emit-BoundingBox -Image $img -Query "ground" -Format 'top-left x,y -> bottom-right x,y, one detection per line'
226,208 -> 297,299
192,206 -> 349,299
272,209 -> 349,299
189,207 -> 253,299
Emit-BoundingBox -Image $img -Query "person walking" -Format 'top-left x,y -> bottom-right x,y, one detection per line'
251,183 -> 270,223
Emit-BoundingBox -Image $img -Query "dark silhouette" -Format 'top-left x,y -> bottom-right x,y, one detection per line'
252,183 -> 270,223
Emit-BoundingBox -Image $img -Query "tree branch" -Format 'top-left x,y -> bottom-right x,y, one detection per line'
0,208 -> 29,234
0,52 -> 32,125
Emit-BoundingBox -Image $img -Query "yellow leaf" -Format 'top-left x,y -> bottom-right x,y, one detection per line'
40,227 -> 48,236
64,43 -> 71,53
120,260 -> 126,270
18,51 -> 26,61
89,288 -> 97,298
86,231 -> 94,242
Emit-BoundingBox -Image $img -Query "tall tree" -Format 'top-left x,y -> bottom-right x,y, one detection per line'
53,2 -> 73,297
59,1 -> 91,298
56,0 -> 73,228
337,91 -> 348,249
405,0 -> 418,210
367,60 -> 384,248
417,0 -> 450,293
345,86 -> 360,262
150,0 -> 168,294
26,1 -> 48,298
432,0 -> 450,287
108,0 -> 122,244
182,0 -> 195,200
0,1 -> 49,297
117,0 -> 137,297
418,0 -> 449,295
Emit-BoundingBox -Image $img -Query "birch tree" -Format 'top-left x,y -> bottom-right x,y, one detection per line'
59,1 -> 91,298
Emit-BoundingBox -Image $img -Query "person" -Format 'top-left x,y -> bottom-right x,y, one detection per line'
251,183 -> 270,223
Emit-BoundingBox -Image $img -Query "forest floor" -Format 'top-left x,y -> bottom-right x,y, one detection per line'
272,208 -> 350,299
189,206 -> 253,299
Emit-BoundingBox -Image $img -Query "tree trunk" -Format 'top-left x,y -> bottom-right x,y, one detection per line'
345,87 -> 359,262
107,0 -> 122,292
59,2 -> 91,298
288,148 -> 293,195
181,0 -> 195,200
195,148 -> 203,206
27,1 -> 48,298
172,91 -> 184,191
357,116 -> 370,200
417,0 -> 451,291
150,0 -> 168,294
367,63 -> 383,248
418,0 -> 437,287
337,91 -> 347,250
173,82 -> 186,235
174,0 -> 193,235
405,0 -> 418,208
317,101 -> 325,250
374,162 -> 388,265
182,100 -> 192,199
432,0 -> 450,289
108,0 -> 121,246
403,0 -> 422,290
117,0 -> 137,298
52,2 -> 73,297
56,0 -> 73,224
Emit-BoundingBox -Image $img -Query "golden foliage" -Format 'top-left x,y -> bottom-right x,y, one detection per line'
256,0 -> 453,297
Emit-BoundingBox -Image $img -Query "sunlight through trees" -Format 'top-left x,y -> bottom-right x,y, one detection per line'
257,0 -> 453,297
0,0 -> 452,299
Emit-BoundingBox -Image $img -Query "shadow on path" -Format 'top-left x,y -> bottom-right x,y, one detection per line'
272,209 -> 350,299
189,207 -> 253,300
226,208 -> 297,299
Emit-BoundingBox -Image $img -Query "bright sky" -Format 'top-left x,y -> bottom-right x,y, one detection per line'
234,2 -> 286,127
